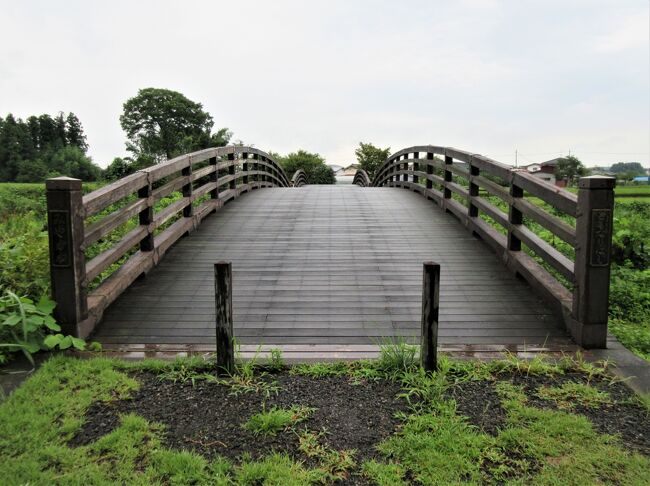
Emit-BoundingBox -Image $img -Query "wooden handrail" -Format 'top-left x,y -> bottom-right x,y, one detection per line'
46,145 -> 290,338
368,145 -> 615,348
352,169 -> 371,187
291,169 -> 308,187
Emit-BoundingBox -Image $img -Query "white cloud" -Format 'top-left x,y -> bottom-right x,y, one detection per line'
0,0 -> 647,168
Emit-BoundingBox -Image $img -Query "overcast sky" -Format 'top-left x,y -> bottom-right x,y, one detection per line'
1,0 -> 648,168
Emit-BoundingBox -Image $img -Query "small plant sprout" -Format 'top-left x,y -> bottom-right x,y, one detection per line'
243,405 -> 315,436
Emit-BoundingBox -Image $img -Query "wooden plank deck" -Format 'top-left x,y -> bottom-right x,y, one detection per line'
93,185 -> 573,351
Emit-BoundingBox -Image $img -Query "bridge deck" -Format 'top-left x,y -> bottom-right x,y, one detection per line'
93,185 -> 573,354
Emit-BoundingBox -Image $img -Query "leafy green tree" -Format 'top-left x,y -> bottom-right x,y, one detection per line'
609,162 -> 645,176
15,159 -> 49,182
48,146 -> 101,181
65,113 -> 88,152
555,155 -> 588,185
355,142 -> 391,180
104,157 -> 136,180
120,88 -> 230,163
0,111 -> 91,182
276,150 -> 335,184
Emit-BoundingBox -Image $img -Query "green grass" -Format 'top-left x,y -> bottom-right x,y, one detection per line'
243,405 -> 315,436
1,355 -> 649,485
536,382 -> 611,409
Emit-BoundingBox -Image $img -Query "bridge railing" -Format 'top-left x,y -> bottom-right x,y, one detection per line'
46,146 -> 289,338
365,145 -> 614,348
290,169 -> 308,187
352,169 -> 371,187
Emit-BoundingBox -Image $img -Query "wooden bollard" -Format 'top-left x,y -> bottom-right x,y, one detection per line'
214,262 -> 234,375
421,262 -> 440,371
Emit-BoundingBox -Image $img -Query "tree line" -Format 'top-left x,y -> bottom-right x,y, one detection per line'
0,87 -> 338,184
0,112 -> 101,182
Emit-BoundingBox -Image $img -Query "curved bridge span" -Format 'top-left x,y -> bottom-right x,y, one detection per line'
94,185 -> 568,351
45,144 -> 615,358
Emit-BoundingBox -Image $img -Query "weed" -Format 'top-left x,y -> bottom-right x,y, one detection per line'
377,338 -> 419,375
268,347 -> 285,371
361,460 -> 408,485
536,382 -> 611,409
243,405 -> 315,437
290,361 -> 349,377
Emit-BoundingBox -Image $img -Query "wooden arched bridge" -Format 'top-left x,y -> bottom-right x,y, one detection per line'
45,145 -> 615,359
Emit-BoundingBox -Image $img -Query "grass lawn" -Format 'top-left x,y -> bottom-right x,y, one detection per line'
1,350 -> 649,485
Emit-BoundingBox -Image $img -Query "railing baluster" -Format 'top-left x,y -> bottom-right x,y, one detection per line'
413,152 -> 419,185
242,152 -> 249,186
426,152 -> 434,190
182,163 -> 193,218
572,176 -> 615,348
138,174 -> 154,251
228,153 -> 236,192
443,152 -> 453,205
508,174 -> 523,251
46,177 -> 88,336
468,156 -> 480,218
209,156 -> 218,200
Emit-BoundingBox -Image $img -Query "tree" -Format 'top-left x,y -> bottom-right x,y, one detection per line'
555,155 -> 588,185
48,146 -> 102,181
276,150 -> 336,184
120,88 -> 230,163
65,113 -> 88,152
609,162 -> 645,176
354,142 -> 391,180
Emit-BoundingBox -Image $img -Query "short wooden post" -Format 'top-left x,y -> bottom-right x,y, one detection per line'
214,262 -> 234,375
421,262 -> 440,371
46,177 -> 87,337
402,154 -> 409,182
572,176 -> 615,348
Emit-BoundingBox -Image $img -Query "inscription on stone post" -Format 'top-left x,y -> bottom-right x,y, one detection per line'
590,209 -> 612,266
49,210 -> 71,267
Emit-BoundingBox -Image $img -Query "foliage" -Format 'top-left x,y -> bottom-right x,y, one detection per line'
609,161 -> 645,175
0,112 -> 99,182
377,338 -> 418,375
355,142 -> 391,180
120,88 -> 231,163
536,382 -> 611,409
611,201 -> 650,269
243,405 -> 315,436
275,150 -> 335,184
554,155 -> 588,184
0,291 -> 84,365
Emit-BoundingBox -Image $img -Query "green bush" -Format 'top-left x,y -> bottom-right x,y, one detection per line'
612,202 -> 650,269
0,291 -> 84,365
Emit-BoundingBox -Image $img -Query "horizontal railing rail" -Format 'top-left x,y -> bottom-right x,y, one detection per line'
46,145 -> 290,338
365,145 -> 615,348
291,169 -> 308,187
352,169 -> 371,187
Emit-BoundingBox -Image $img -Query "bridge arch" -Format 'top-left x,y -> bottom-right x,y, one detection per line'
355,145 -> 615,348
46,145 -> 291,338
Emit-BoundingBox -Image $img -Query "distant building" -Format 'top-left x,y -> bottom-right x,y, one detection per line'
632,175 -> 649,184
334,164 -> 359,184
521,158 -> 562,186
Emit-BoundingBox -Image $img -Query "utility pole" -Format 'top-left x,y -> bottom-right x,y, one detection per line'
515,149 -> 518,167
